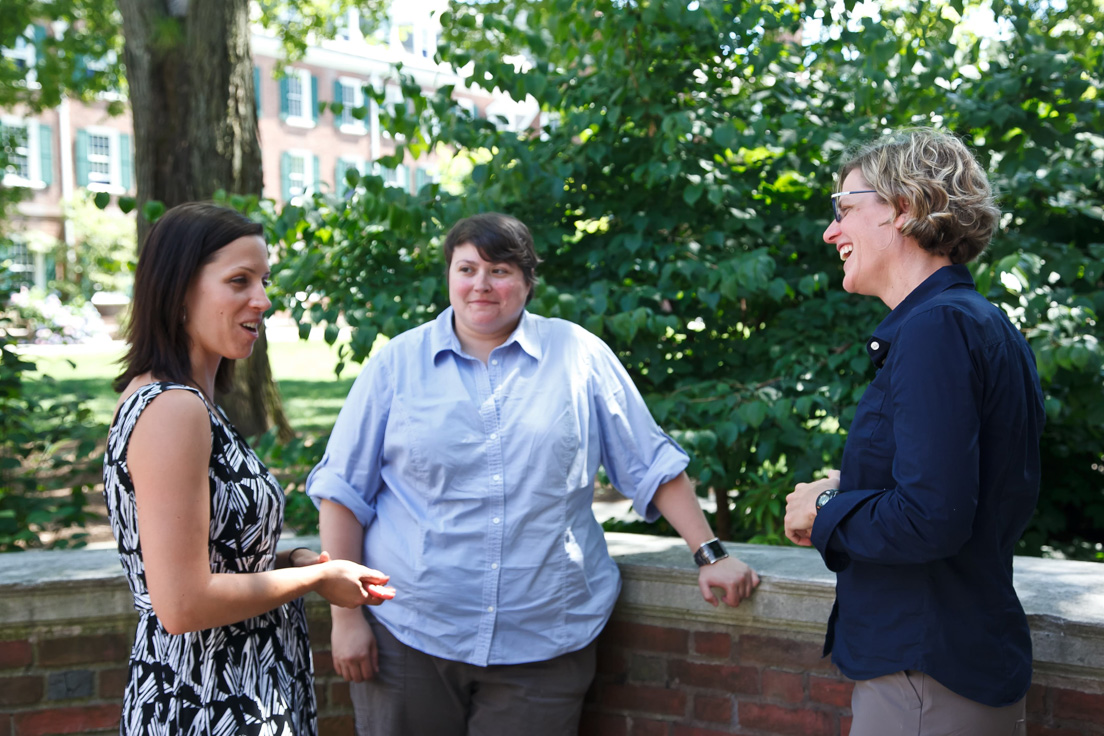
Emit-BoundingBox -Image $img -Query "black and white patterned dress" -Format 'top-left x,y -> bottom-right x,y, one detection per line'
103,382 -> 316,736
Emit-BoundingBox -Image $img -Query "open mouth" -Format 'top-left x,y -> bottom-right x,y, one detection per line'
839,245 -> 853,261
241,322 -> 260,335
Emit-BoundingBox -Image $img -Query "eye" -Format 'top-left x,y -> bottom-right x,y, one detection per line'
262,277 -> 271,288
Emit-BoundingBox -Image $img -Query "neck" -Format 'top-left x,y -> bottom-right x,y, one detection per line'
453,318 -> 519,364
882,249 -> 953,310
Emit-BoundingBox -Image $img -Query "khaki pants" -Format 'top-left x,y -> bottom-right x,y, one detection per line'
349,612 -> 597,736
850,671 -> 1026,736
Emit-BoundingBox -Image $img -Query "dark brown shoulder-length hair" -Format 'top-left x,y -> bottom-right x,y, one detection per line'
113,202 -> 264,395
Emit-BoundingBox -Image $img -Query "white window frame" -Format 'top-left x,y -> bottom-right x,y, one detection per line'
284,68 -> 315,128
336,156 -> 369,195
1,117 -> 44,189
84,127 -> 124,193
374,161 -> 409,191
337,77 -> 368,135
286,149 -> 316,201
2,27 -> 38,87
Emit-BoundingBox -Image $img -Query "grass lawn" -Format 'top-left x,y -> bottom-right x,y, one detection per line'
22,337 -> 362,436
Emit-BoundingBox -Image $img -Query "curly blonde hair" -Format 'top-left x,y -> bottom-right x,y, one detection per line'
838,128 -> 1000,264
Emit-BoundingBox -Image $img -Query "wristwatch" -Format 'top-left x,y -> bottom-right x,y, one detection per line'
693,538 -> 729,567
815,488 -> 838,510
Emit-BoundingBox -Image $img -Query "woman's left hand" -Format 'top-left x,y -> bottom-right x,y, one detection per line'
698,556 -> 760,608
784,470 -> 840,546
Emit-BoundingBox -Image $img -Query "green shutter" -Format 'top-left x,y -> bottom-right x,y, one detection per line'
32,24 -> 47,59
75,129 -> 89,187
281,152 -> 291,202
119,132 -> 133,191
279,75 -> 289,119
333,80 -> 343,129
396,164 -> 409,191
254,66 -> 261,117
38,123 -> 53,187
415,167 -> 428,192
335,158 -> 347,197
310,75 -> 319,123
313,154 -> 321,190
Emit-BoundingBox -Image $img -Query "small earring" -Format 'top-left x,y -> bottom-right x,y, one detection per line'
181,309 -> 187,324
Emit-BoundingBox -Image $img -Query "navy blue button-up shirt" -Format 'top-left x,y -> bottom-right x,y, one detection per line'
811,264 -> 1045,707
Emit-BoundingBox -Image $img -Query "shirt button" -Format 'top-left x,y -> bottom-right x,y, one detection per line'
870,341 -> 881,350
491,563 -> 499,570
492,517 -> 501,524
487,606 -> 495,612
491,359 -> 499,366
489,432 -> 498,440
493,473 -> 501,481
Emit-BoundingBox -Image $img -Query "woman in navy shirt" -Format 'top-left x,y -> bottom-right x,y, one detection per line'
785,128 -> 1044,735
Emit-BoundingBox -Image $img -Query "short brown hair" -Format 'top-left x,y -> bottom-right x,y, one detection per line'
838,128 -> 1000,264
443,213 -> 541,303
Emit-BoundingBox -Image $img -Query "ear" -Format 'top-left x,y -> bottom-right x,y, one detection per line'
893,198 -> 910,230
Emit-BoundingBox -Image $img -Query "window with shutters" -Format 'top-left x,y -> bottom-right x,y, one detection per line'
336,78 -> 368,134
335,157 -> 368,197
281,150 -> 319,203
282,68 -> 316,128
76,127 -> 132,193
1,118 -> 50,189
2,26 -> 38,85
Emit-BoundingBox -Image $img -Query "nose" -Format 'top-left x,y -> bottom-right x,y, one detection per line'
473,270 -> 491,291
823,219 -> 840,244
252,285 -> 272,312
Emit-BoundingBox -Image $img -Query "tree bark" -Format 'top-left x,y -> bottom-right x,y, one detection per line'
118,0 -> 290,441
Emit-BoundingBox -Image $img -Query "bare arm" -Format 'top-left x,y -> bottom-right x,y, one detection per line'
320,498 -> 381,682
128,391 -> 389,635
651,472 -> 760,607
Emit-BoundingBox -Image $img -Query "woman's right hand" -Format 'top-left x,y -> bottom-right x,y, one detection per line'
316,559 -> 394,609
331,608 -> 379,682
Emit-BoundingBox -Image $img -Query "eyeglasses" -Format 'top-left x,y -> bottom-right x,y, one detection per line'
830,190 -> 878,222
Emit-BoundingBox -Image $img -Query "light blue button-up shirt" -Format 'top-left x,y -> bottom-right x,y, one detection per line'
306,308 -> 688,666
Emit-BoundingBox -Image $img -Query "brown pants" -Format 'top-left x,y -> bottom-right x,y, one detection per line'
349,612 -> 597,736
849,671 -> 1027,736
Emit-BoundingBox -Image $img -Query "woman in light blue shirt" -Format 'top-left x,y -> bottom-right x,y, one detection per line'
308,212 -> 759,736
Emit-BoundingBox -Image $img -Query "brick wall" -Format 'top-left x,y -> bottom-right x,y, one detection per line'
3,535 -> 1103,735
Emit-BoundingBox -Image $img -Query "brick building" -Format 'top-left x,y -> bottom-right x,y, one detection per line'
1,3 -> 534,291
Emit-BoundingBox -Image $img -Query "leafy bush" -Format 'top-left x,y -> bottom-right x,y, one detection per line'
0,264 -> 104,551
267,0 -> 1101,558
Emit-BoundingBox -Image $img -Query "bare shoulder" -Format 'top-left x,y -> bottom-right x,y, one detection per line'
128,385 -> 212,462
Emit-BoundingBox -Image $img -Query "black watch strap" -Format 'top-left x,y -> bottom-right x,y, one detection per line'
693,538 -> 729,567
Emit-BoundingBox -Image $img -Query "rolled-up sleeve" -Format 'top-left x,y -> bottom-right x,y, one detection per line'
305,349 -> 394,529
589,339 -> 689,522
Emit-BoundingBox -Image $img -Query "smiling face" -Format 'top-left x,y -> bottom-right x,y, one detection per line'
823,170 -> 906,305
448,242 -> 530,350
183,234 -> 271,376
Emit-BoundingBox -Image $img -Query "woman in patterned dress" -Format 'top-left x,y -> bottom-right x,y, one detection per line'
103,202 -> 394,735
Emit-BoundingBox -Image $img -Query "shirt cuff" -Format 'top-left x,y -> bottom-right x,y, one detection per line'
630,440 -> 690,522
305,468 -> 378,529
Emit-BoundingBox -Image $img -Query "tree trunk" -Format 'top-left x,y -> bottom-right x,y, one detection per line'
118,0 -> 291,441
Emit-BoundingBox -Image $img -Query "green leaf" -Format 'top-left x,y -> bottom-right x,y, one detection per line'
93,191 -> 111,210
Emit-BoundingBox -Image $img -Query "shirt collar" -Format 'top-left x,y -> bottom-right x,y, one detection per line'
866,264 -> 975,368
430,307 -> 543,362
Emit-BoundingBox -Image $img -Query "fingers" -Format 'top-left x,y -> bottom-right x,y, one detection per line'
316,550 -> 332,563
698,577 -> 719,608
